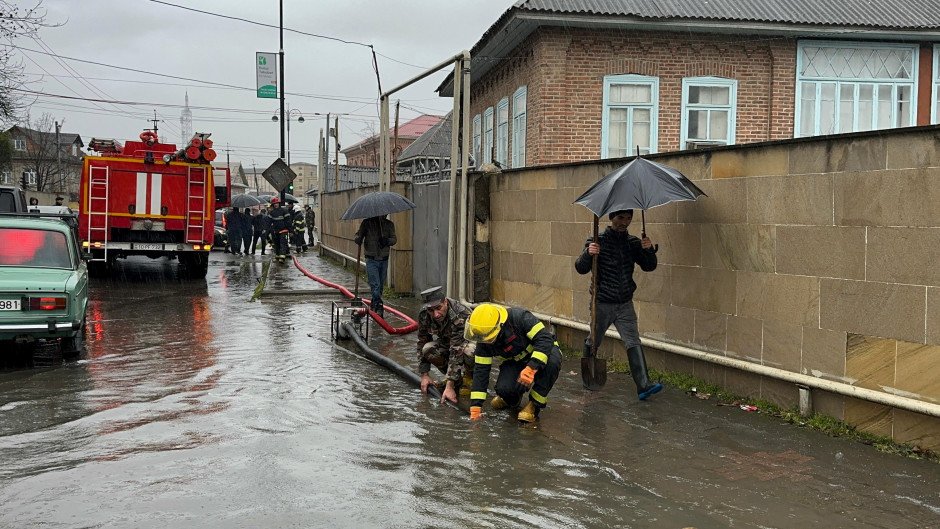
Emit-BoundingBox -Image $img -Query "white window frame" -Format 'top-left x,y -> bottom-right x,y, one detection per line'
496,97 -> 509,167
482,107 -> 494,164
23,170 -> 37,185
71,143 -> 78,156
12,139 -> 26,151
795,40 -> 918,136
601,74 -> 659,158
472,114 -> 481,166
933,45 -> 940,124
512,86 -> 527,168
1,171 -> 11,184
680,76 -> 737,149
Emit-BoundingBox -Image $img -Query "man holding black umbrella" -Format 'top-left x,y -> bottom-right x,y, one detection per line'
575,209 -> 663,401
354,215 -> 396,318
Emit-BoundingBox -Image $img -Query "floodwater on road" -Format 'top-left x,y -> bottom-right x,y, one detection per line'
1,252 -> 938,528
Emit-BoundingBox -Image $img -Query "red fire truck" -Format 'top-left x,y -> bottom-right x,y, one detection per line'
79,131 -> 230,278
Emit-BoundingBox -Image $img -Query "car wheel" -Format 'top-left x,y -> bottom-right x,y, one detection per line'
62,317 -> 86,360
88,260 -> 110,278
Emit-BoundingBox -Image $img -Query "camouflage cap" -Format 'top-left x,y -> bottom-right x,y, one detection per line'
420,286 -> 445,310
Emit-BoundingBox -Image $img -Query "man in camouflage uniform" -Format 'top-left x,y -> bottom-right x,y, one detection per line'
416,286 -> 475,404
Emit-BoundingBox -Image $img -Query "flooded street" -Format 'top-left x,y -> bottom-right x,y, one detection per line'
1,252 -> 938,528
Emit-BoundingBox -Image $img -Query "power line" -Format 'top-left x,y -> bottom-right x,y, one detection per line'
11,44 -> 381,105
146,0 -> 430,70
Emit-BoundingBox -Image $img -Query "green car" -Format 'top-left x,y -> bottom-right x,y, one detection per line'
0,214 -> 89,358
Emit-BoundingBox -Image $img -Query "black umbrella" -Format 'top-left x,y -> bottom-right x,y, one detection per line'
572,154 -> 707,390
341,191 -> 416,220
230,194 -> 262,208
258,193 -> 298,204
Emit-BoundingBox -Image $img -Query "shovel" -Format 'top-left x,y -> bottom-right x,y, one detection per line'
581,215 -> 607,390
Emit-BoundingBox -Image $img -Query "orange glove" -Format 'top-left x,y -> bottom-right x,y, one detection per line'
469,406 -> 483,420
518,366 -> 537,386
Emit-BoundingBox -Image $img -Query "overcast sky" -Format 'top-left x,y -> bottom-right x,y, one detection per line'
15,0 -> 515,168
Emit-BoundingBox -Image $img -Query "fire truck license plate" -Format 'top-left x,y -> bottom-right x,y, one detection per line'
135,243 -> 162,251
0,299 -> 21,311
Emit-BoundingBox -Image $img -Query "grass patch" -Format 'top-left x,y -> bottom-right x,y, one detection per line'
604,361 -> 940,463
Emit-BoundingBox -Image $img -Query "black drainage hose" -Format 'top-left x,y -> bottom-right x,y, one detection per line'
341,322 -> 443,401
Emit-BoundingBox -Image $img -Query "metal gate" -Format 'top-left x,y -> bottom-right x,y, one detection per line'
411,180 -> 450,293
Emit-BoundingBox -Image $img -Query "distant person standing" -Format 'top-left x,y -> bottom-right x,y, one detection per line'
29,197 -> 38,206
354,215 -> 396,318
239,207 -> 253,255
225,207 -> 243,255
290,203 -> 308,253
55,196 -> 64,206
304,204 -> 316,246
251,207 -> 268,255
268,197 -> 291,261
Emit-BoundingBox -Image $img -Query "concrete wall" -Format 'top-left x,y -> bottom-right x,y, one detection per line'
320,182 -> 413,294
485,126 -> 940,449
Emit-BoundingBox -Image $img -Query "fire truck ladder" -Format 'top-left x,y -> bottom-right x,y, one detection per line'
186,166 -> 207,244
86,165 -> 110,262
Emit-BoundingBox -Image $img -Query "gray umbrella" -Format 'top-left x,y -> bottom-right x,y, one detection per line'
341,191 -> 416,220
574,156 -> 706,219
230,194 -> 262,208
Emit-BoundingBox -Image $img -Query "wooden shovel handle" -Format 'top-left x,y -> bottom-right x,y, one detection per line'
590,215 -> 599,356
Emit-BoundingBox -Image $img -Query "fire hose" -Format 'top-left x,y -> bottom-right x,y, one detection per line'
292,256 -> 418,335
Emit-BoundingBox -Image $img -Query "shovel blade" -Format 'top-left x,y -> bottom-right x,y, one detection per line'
581,356 -> 608,391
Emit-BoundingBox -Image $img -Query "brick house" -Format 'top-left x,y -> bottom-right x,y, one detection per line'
2,125 -> 84,198
439,0 -> 940,167
341,114 -> 443,167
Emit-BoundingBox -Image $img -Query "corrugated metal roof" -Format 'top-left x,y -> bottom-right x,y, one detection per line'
517,0 -> 940,29
398,112 -> 452,162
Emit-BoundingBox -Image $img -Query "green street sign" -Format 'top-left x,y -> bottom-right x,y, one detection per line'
256,52 -> 277,99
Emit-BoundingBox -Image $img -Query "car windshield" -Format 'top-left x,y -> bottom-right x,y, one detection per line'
0,227 -> 72,268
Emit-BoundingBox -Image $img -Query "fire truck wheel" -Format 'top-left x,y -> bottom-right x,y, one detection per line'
180,253 -> 209,279
88,260 -> 110,278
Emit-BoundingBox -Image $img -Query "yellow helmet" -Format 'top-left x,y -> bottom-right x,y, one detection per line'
464,303 -> 508,343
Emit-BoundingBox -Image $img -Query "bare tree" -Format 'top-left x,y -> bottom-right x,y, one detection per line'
0,1 -> 62,122
19,112 -> 66,192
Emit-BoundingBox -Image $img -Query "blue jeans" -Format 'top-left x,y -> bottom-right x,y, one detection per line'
366,257 -> 388,312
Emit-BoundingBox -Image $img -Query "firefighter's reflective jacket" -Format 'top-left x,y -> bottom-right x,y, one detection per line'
269,206 -> 291,234
292,208 -> 306,234
469,307 -> 556,408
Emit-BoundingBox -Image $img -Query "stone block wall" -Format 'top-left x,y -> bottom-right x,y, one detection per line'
320,182 -> 413,293
485,126 -> 940,449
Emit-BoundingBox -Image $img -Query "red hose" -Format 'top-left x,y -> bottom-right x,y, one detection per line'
292,256 -> 418,335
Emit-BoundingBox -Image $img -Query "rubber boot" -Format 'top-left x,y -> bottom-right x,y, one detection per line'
627,345 -> 663,401
491,396 -> 508,410
517,401 -> 541,423
459,375 -> 473,397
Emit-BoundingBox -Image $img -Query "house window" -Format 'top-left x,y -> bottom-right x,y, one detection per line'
1,171 -> 11,184
933,45 -> 940,124
680,77 -> 737,149
72,143 -> 78,156
602,75 -> 659,158
12,139 -> 26,151
796,41 -> 917,136
23,170 -> 37,186
496,97 -> 509,167
472,114 -> 481,166
483,107 -> 494,163
512,86 -> 527,167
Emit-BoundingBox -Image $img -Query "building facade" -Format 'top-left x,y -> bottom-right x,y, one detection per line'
2,126 -> 84,200
440,0 -> 940,168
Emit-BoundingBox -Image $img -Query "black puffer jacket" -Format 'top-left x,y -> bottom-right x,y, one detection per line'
575,227 -> 657,303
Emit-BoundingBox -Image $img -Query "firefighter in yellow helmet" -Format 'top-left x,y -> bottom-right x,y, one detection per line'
463,303 -> 563,422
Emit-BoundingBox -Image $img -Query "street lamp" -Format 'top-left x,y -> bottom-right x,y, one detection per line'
272,107 -> 304,165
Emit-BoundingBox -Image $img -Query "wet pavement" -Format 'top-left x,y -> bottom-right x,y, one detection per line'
1,250 -> 939,528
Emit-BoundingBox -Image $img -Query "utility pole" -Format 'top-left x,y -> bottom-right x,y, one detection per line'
252,159 -> 259,194
391,101 -> 400,183
278,0 -> 286,203
334,116 -> 340,190
54,120 -> 62,193
324,112 -> 330,191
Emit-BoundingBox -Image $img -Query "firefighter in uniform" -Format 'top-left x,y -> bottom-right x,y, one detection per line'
290,203 -> 308,253
268,197 -> 291,261
416,286 -> 475,404
464,303 -> 563,423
